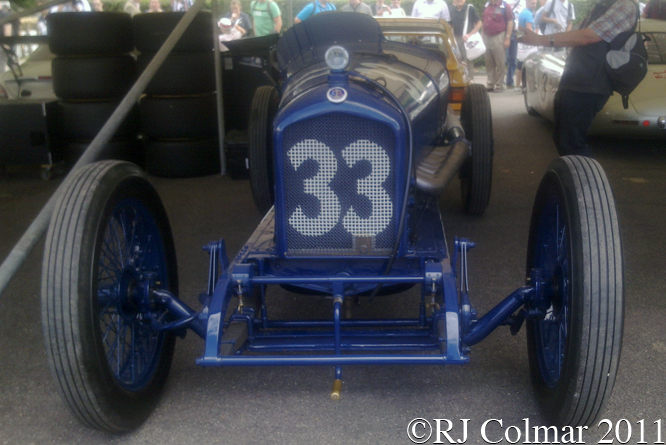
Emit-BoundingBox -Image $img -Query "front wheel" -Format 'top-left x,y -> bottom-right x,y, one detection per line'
42,161 -> 178,433
526,156 -> 624,427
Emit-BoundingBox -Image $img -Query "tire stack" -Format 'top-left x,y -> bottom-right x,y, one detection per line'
133,12 -> 221,177
47,12 -> 141,166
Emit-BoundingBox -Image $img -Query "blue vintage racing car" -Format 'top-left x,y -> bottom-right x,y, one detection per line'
41,13 -> 624,433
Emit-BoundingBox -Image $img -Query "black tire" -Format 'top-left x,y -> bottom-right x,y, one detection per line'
47,12 -> 134,56
62,138 -> 143,166
145,137 -> 221,177
54,100 -> 140,141
133,12 -> 213,53
523,69 -> 539,117
526,156 -> 624,427
459,83 -> 493,215
42,161 -> 178,433
136,52 -> 215,96
52,55 -> 136,100
248,86 -> 278,214
140,94 -> 218,139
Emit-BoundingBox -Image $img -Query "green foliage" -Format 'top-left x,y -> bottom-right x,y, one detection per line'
8,0 -> 32,8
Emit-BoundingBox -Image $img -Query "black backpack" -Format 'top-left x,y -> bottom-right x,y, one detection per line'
604,4 -> 648,109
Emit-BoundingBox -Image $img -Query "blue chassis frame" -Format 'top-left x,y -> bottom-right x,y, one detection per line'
154,199 -> 540,375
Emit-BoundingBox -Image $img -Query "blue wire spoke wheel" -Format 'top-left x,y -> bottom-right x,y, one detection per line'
97,198 -> 169,390
525,156 -> 623,427
42,161 -> 178,433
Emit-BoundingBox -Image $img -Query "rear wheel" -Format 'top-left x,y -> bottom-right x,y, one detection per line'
460,83 -> 493,215
248,86 -> 278,214
42,161 -> 178,433
526,156 -> 624,426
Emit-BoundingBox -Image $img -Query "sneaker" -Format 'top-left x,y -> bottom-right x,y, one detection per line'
494,87 -> 504,93
486,86 -> 495,92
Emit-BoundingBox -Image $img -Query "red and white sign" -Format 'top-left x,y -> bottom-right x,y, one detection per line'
652,70 -> 666,80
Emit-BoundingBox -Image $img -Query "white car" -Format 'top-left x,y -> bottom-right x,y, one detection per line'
522,19 -> 666,138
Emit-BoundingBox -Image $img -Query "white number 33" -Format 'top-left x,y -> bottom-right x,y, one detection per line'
287,139 -> 393,237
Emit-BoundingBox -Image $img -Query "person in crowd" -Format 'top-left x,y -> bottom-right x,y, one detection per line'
294,0 -> 336,24
389,0 -> 406,16
514,0 -> 536,89
341,0 -> 373,16
505,0 -> 525,89
51,0 -> 90,12
36,3 -> 49,35
371,0 -> 391,16
91,0 -> 103,11
124,0 -> 142,16
224,0 -> 252,36
450,0 -> 482,61
170,0 -> 192,12
518,0 -> 638,157
251,0 -> 282,35
539,0 -> 575,36
533,0 -> 548,33
482,0 -> 514,92
411,0 -> 451,20
642,0 -> 666,18
219,16 -> 242,50
147,0 -> 163,12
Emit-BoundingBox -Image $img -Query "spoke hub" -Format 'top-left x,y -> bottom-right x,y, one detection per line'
117,267 -> 145,316
550,262 -> 565,316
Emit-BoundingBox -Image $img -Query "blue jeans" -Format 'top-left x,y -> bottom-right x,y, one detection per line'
505,34 -> 518,87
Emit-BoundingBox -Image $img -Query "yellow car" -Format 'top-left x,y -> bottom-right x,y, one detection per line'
376,17 -> 472,113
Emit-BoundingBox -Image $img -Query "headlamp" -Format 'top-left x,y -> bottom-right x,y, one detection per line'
325,46 -> 349,71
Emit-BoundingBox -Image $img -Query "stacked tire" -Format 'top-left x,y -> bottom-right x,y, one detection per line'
47,12 -> 142,166
134,12 -> 221,177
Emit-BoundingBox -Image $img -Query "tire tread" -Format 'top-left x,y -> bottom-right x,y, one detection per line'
563,156 -> 623,426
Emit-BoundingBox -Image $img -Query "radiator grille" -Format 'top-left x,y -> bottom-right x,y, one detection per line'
282,113 -> 396,255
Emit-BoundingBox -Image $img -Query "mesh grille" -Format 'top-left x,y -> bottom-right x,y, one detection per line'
282,113 -> 396,255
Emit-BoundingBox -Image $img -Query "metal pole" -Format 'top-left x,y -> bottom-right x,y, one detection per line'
211,0 -> 227,175
0,0 -> 207,299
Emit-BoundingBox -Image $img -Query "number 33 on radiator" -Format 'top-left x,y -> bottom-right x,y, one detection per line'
288,139 -> 393,237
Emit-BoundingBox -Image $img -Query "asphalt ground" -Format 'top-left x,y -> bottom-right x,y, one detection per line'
1,86 -> 665,445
